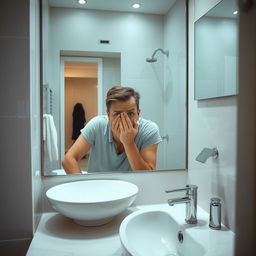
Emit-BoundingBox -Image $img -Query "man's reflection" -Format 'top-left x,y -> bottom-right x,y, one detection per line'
62,86 -> 162,174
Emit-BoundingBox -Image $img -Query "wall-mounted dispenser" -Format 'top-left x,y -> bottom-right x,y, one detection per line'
195,147 -> 219,163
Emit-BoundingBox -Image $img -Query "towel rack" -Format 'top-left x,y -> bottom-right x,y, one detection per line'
49,89 -> 53,115
43,84 -> 53,115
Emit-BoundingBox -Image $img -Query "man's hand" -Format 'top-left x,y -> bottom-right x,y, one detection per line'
119,112 -> 138,146
110,114 -> 121,139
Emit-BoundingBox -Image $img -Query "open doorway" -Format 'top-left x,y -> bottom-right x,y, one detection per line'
60,57 -> 103,171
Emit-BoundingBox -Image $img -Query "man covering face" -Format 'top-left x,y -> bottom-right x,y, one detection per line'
62,86 -> 162,174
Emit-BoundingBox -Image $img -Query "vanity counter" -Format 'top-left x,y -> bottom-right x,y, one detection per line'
27,204 -> 234,256
26,209 -> 133,256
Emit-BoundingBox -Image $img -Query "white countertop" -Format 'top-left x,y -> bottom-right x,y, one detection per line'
27,204 -> 235,256
26,209 -> 134,256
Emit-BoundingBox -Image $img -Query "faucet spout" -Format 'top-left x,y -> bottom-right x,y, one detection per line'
166,185 -> 198,224
168,197 -> 190,206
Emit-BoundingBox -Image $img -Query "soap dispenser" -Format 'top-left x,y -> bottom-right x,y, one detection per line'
209,197 -> 221,230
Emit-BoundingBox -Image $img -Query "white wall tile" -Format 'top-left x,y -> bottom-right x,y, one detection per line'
0,238 -> 32,256
0,1 -> 35,254
188,0 -> 237,231
0,38 -> 30,118
0,1 -> 29,37
0,117 -> 33,240
30,0 -> 43,233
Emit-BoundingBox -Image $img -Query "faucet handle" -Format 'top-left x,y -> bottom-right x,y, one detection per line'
165,184 -> 198,193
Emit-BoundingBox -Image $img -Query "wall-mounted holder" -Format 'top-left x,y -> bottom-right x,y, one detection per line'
209,197 -> 222,230
161,134 -> 169,144
195,147 -> 219,163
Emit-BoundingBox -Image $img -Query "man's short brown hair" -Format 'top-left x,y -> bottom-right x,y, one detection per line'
106,86 -> 140,111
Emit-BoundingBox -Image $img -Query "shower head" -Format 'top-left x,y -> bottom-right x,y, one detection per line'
146,57 -> 157,63
146,48 -> 169,63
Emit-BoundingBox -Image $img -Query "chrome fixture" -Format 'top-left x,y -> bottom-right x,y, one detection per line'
132,3 -> 141,9
77,0 -> 86,5
178,231 -> 184,243
165,185 -> 198,224
161,134 -> 169,143
209,197 -> 221,230
195,147 -> 219,163
146,48 -> 169,63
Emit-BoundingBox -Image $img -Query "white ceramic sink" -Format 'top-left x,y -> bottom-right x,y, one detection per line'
120,209 -> 204,256
46,179 -> 138,226
119,205 -> 234,256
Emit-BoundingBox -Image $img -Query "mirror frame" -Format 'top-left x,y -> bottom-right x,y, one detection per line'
39,0 -> 189,176
194,0 -> 238,100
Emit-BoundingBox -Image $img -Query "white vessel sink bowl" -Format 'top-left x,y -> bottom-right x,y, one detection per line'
120,205 -> 235,256
46,180 -> 138,226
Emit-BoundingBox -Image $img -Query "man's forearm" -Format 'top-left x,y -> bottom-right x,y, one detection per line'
123,142 -> 152,171
62,157 -> 81,174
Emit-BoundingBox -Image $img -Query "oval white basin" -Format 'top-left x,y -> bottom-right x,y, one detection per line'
120,210 -> 179,256
120,209 -> 205,256
46,180 -> 138,226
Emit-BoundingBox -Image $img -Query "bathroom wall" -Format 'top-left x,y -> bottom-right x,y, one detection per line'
48,7 -> 165,127
235,2 -> 256,253
102,58 -> 121,113
0,0 -> 41,254
188,0 -> 237,231
30,0 -> 43,233
163,0 -> 187,169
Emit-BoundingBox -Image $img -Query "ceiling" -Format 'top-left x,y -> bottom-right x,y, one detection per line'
65,62 -> 98,78
206,0 -> 238,19
48,0 -> 177,15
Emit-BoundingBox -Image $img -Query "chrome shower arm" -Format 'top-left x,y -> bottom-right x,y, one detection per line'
151,48 -> 169,58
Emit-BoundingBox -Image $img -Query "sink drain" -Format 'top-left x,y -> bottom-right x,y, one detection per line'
178,231 -> 184,243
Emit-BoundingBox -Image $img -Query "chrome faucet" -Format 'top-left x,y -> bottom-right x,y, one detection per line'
166,185 -> 198,224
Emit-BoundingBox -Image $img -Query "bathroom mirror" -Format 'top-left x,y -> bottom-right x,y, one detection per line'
194,0 -> 238,100
41,0 -> 188,176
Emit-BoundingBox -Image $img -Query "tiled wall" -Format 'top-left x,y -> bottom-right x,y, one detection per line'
30,0 -> 43,233
188,0 -> 237,231
0,0 -> 33,254
163,0 -> 187,169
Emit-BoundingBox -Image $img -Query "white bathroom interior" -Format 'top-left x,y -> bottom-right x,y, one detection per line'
1,0 -> 255,255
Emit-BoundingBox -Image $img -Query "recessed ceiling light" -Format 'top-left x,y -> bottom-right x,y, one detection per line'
233,10 -> 238,15
132,3 -> 141,9
78,0 -> 86,5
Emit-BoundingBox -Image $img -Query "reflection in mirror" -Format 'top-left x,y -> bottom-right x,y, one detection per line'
41,0 -> 187,175
194,0 -> 238,100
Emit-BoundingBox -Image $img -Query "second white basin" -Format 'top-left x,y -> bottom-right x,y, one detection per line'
119,204 -> 235,256
46,179 -> 138,226
120,209 -> 205,256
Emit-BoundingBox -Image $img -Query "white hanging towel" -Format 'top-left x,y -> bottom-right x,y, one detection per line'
43,114 -> 59,161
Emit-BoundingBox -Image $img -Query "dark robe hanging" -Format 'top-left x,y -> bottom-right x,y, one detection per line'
72,103 -> 86,141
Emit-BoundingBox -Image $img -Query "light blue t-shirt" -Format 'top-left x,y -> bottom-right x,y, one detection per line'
80,115 -> 162,172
